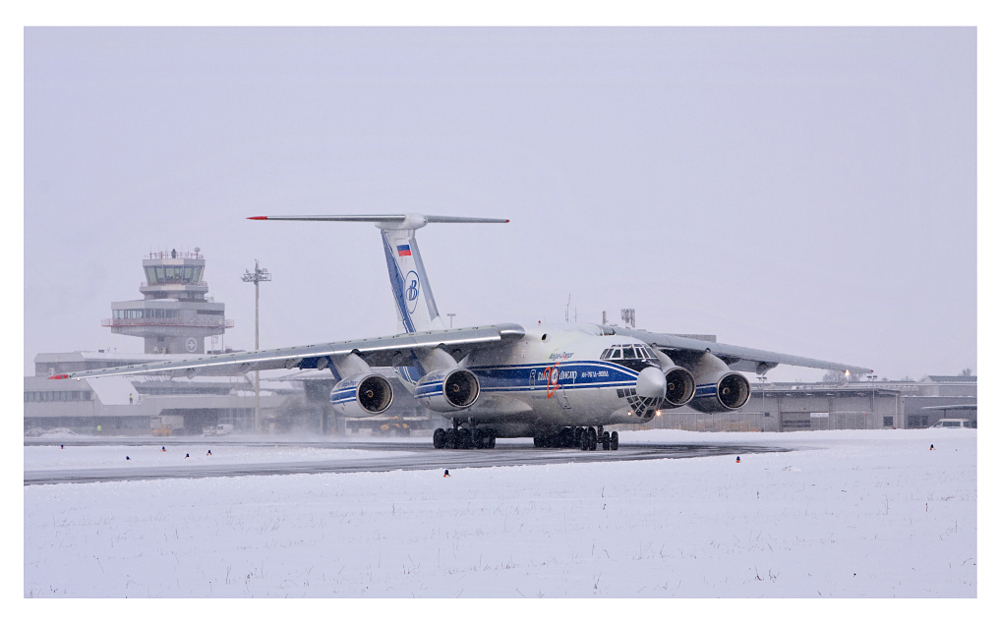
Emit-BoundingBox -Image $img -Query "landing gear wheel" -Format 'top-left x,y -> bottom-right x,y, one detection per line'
602,432 -> 611,451
445,428 -> 457,449
579,428 -> 589,451
487,435 -> 496,449
433,428 -> 446,449
610,431 -> 619,451
457,428 -> 473,449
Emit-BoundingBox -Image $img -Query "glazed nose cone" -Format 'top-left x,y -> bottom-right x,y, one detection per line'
636,366 -> 666,399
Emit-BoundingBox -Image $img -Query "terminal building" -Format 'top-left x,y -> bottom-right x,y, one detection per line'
638,376 -> 975,433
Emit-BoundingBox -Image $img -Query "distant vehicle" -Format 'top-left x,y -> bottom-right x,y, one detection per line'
931,418 -> 973,429
151,415 -> 184,436
203,423 -> 234,436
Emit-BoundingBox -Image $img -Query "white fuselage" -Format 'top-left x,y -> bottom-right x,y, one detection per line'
395,323 -> 664,437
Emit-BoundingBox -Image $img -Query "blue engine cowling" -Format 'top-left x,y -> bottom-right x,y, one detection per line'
688,371 -> 751,413
414,368 -> 480,413
330,373 -> 394,417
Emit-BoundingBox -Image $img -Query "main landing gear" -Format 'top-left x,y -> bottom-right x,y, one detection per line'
433,426 -> 496,450
533,427 -> 619,451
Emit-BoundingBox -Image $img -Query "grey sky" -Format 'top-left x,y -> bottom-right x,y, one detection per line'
23,27 -> 976,381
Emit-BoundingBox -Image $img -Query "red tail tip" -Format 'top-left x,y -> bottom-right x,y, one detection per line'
48,374 -> 70,380
247,216 -> 268,220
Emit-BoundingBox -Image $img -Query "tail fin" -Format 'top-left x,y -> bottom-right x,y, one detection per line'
248,213 -> 508,334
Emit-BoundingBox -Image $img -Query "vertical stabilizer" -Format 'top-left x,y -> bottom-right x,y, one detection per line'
380,227 -> 445,334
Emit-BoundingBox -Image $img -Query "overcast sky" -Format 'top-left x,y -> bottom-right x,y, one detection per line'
23,27 -> 976,381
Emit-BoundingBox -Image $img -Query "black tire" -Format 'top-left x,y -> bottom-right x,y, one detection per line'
580,428 -> 589,451
610,431 -> 619,451
458,428 -> 473,449
588,427 -> 597,451
534,435 -> 543,448
433,428 -> 445,449
487,435 -> 496,449
555,428 -> 569,448
445,428 -> 457,449
602,432 -> 610,451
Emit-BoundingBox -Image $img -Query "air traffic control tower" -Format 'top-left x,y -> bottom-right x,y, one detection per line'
103,248 -> 233,354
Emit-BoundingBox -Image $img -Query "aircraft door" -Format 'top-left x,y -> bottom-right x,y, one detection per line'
556,367 -> 572,410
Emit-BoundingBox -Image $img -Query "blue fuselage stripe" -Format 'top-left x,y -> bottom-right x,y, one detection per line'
463,361 -> 641,394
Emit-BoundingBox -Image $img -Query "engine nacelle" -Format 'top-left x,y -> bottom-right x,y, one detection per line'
330,373 -> 394,417
689,370 -> 751,413
662,366 -> 696,408
414,368 -> 481,413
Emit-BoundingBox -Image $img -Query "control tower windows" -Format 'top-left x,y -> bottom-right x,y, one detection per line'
144,265 -> 205,285
113,309 -> 179,319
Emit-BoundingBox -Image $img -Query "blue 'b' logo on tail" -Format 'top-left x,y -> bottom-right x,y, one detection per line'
405,271 -> 420,314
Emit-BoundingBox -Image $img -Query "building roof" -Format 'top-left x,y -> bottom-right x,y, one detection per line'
923,375 -> 977,383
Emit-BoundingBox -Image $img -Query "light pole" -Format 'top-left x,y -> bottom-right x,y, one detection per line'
447,313 -> 455,328
242,260 -> 271,433
757,375 -> 767,431
867,373 -> 877,429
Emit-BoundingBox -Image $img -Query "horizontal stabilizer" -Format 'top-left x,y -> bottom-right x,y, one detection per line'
248,214 -> 508,225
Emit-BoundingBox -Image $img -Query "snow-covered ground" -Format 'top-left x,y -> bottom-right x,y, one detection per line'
24,442 -> 413,471
23,429 -> 976,598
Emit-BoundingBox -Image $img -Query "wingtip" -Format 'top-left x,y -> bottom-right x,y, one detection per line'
247,216 -> 268,220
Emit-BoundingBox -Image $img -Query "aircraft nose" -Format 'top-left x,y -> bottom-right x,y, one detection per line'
636,366 -> 666,399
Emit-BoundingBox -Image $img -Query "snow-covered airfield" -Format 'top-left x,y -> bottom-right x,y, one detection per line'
24,428 -> 975,598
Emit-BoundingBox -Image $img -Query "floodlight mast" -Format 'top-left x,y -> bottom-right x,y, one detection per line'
242,260 -> 271,432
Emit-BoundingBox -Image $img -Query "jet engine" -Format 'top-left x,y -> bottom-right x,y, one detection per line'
414,368 -> 481,413
648,349 -> 695,408
689,370 -> 751,413
330,373 -> 394,417
662,366 -> 696,408
683,352 -> 751,413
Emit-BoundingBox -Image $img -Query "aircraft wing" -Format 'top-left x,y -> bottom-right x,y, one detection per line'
50,323 -> 526,380
610,328 -> 872,376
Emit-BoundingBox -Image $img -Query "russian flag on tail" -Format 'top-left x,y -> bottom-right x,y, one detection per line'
397,245 -> 412,257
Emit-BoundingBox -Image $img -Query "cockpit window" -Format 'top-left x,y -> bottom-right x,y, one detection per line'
599,344 -> 660,372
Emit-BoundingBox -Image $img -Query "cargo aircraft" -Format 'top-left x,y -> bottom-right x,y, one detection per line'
53,215 -> 871,450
